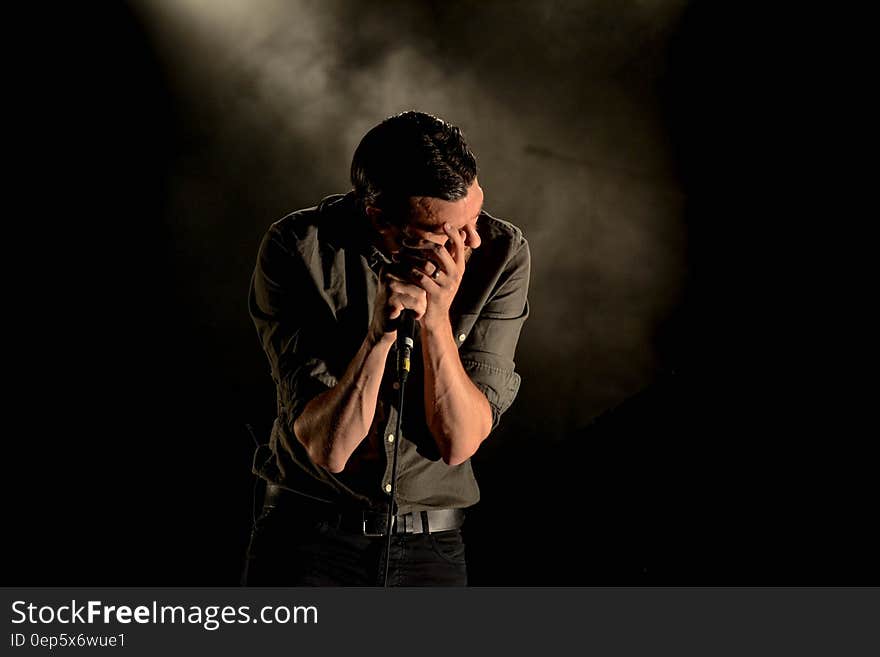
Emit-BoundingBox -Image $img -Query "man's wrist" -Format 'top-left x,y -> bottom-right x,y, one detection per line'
366,325 -> 397,348
420,314 -> 454,341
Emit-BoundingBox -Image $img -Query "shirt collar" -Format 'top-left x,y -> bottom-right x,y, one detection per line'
327,191 -> 392,275
366,243 -> 392,275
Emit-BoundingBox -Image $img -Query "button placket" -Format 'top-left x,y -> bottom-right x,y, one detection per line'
381,402 -> 397,497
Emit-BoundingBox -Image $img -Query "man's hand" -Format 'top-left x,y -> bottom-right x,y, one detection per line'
367,268 -> 428,345
403,223 -> 480,331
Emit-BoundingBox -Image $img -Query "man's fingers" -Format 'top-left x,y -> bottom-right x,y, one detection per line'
388,291 -> 426,319
423,239 -> 457,278
443,222 -> 466,269
389,279 -> 428,298
408,266 -> 441,290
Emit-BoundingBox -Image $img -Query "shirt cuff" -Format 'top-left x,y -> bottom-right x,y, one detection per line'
461,358 -> 522,431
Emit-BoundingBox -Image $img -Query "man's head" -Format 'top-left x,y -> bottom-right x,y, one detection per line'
351,111 -> 483,253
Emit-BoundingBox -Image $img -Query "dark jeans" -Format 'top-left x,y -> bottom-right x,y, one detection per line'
241,497 -> 468,587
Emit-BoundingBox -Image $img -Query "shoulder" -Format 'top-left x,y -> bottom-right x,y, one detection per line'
474,209 -> 530,272
262,193 -> 356,262
268,193 -> 352,243
477,209 -> 527,249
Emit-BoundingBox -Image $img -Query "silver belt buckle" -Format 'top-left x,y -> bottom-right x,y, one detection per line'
362,512 -> 392,537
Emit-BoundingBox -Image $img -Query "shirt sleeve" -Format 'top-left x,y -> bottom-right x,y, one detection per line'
459,236 -> 531,431
248,224 -> 338,428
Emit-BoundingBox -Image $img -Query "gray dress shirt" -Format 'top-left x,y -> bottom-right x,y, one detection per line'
248,192 -> 529,514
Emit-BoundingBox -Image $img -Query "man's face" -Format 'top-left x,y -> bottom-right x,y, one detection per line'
370,178 -> 484,257
400,178 -> 484,251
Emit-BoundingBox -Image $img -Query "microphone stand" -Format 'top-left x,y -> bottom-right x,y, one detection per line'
383,311 -> 415,588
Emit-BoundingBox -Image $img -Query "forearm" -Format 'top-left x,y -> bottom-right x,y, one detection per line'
421,320 -> 493,466
293,332 -> 395,473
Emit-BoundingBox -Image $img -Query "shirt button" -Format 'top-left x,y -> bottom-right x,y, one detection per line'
387,434 -> 395,443
458,333 -> 467,342
384,483 -> 392,494
392,381 -> 400,390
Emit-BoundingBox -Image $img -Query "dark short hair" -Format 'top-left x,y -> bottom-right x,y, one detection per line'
350,111 -> 478,224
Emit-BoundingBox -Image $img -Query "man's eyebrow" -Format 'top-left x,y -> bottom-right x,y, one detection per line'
411,205 -> 482,232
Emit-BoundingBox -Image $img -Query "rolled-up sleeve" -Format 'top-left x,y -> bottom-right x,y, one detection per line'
248,224 -> 338,427
460,236 -> 530,431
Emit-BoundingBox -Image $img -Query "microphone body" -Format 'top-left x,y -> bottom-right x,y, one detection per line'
396,310 -> 416,383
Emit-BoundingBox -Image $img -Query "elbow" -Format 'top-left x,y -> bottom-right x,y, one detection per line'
434,421 -> 492,467
305,443 -> 347,474
440,436 -> 483,467
443,452 -> 471,467
441,423 -> 492,467
294,416 -> 347,473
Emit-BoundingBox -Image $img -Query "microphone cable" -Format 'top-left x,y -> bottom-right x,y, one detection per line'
383,310 -> 415,588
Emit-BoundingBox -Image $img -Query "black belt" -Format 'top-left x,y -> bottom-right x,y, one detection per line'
263,484 -> 465,537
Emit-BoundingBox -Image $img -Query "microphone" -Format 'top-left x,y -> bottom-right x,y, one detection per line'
396,309 -> 416,383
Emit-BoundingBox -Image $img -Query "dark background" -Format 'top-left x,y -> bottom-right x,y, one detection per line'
6,1 -> 874,585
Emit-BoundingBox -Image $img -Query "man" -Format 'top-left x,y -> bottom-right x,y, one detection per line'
242,111 -> 530,586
